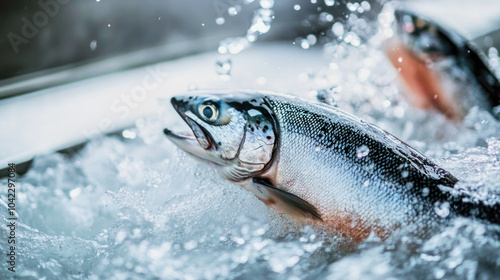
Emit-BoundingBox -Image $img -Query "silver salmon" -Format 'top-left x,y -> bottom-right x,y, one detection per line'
163,90 -> 499,242
384,8 -> 500,120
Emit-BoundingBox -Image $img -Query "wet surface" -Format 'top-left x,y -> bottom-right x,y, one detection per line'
2,2 -> 500,279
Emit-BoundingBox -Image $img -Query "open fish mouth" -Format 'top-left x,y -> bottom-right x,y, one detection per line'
164,97 -> 216,150
163,96 -> 223,165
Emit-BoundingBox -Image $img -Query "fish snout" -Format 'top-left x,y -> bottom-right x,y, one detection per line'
170,95 -> 191,116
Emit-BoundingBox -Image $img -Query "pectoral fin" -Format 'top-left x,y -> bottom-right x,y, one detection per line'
253,178 -> 323,221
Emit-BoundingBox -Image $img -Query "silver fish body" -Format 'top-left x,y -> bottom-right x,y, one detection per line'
164,91 -> 499,242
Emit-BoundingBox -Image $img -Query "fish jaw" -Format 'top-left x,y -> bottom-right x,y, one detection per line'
163,96 -> 225,165
170,96 -> 216,150
163,128 -> 222,165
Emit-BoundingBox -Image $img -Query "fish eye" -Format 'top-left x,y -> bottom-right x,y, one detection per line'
198,101 -> 219,123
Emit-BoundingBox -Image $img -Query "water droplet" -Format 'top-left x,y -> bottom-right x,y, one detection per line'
300,39 -> 310,49
356,145 -> 370,158
434,202 -> 450,218
286,256 -> 300,267
218,37 -> 250,54
324,0 -> 335,7
307,34 -> 317,45
216,17 -> 225,25
183,240 -> 197,250
422,187 -> 430,196
433,268 -> 446,279
363,180 -> 370,187
90,40 -> 97,51
319,12 -> 334,23
344,32 -> 361,46
115,231 -> 127,244
249,8 -> 274,34
259,0 -> 274,9
294,4 -> 301,11
332,22 -> 344,37
122,129 -> 136,139
216,56 -> 232,78
347,2 -> 359,12
69,187 -> 81,198
361,1 -> 371,11
107,24 -> 111,27
401,170 -> 409,178
315,146 -> 321,152
398,57 -> 403,63
311,0 -> 317,3
228,5 -> 242,16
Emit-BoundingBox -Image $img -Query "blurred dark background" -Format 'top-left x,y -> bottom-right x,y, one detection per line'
0,0 -> 380,97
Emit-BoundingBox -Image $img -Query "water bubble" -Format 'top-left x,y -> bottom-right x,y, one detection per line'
294,4 -> 301,11
228,6 -> 242,16
115,231 -> 127,244
122,129 -> 136,139
401,170 -> 409,178
344,32 -> 361,46
218,37 -> 250,54
332,22 -> 344,37
215,56 -> 232,78
216,17 -> 225,25
363,180 -> 370,187
249,9 -> 274,34
434,202 -> 450,218
107,24 -> 111,27
69,187 -> 82,199
183,240 -> 197,250
90,40 -> 97,51
346,2 -> 359,12
357,145 -> 370,158
300,39 -> 310,49
361,1 -> 371,11
433,268 -> 446,279
286,256 -> 300,266
319,12 -> 334,23
259,0 -> 274,9
324,0 -> 335,7
307,34 -> 317,45
422,188 -> 430,197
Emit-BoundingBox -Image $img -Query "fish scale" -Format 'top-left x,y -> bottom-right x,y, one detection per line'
265,95 -> 473,239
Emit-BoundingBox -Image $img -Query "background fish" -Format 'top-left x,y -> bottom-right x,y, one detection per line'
163,90 -> 500,243
384,8 -> 500,120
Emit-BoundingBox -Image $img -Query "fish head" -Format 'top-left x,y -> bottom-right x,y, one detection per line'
392,9 -> 458,62
163,91 -> 277,181
383,9 -> 471,119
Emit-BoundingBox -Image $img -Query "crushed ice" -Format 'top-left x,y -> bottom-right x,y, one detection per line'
2,1 -> 500,279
